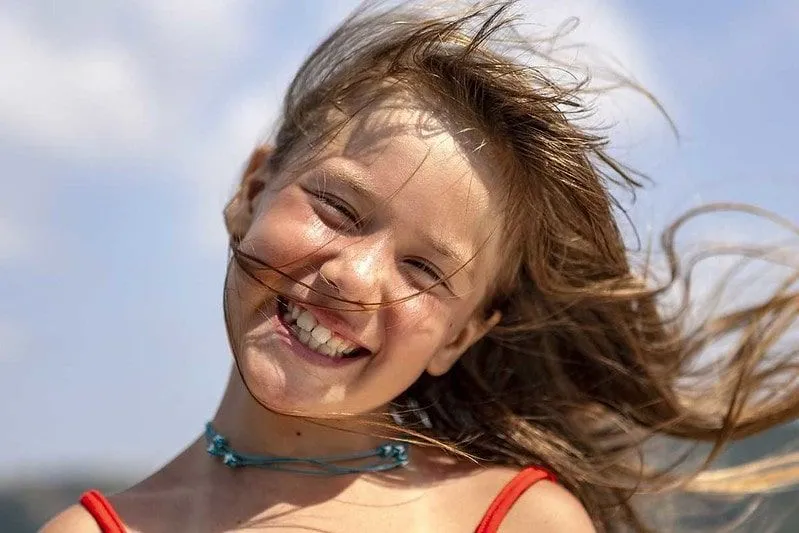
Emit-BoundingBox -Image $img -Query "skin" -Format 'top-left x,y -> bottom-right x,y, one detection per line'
40,99 -> 595,532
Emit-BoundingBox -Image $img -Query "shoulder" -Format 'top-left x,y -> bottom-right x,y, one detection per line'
497,478 -> 596,533
39,504 -> 101,533
437,465 -> 595,533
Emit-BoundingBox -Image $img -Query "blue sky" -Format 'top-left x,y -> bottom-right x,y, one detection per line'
0,0 -> 796,482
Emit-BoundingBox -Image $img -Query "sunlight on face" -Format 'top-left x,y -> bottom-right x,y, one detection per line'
226,96 -> 505,417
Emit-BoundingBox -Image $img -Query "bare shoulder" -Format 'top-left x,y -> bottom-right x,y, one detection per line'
432,465 -> 595,533
39,504 -> 101,533
498,479 -> 596,533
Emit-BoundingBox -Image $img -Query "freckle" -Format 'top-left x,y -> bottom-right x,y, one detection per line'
295,431 -> 302,437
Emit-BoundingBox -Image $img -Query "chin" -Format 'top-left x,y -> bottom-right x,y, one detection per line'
233,338 -> 358,418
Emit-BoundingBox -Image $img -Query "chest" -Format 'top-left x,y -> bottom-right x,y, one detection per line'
219,500 -> 474,533
119,482 -> 492,533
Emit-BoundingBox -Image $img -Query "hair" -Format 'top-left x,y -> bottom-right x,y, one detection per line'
223,1 -> 799,531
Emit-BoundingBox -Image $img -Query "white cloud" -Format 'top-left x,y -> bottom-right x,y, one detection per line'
0,0 -> 262,160
0,13 -> 155,157
134,0 -> 254,59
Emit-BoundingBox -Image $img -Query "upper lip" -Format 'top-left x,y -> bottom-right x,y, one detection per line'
283,297 -> 376,353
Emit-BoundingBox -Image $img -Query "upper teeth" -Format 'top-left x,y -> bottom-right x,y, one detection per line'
283,301 -> 359,358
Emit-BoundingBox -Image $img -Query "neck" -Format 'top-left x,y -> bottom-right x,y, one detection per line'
211,367 -> 392,458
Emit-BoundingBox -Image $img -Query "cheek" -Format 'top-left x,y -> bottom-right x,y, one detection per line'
244,189 -> 329,269
388,295 -> 452,352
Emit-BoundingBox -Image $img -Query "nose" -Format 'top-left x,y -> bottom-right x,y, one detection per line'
317,237 -> 387,305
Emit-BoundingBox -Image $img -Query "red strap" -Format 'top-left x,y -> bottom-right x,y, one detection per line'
79,490 -> 126,533
474,466 -> 557,533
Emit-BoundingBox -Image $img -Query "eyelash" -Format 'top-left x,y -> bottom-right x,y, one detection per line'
406,258 -> 446,286
313,191 -> 360,227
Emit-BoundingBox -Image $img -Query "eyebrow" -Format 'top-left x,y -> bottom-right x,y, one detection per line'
316,159 -> 477,281
315,160 -> 376,205
420,234 -> 474,279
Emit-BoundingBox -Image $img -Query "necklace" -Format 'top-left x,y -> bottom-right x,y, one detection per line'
204,422 -> 409,475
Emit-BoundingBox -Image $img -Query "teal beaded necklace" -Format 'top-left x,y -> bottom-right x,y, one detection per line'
204,422 -> 409,475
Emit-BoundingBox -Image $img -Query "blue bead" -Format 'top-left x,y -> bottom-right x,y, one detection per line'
378,444 -> 393,457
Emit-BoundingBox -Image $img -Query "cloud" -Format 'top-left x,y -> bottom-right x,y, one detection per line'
0,12 -> 155,157
0,0 -> 261,160
0,0 -> 266,265
133,0 -> 255,59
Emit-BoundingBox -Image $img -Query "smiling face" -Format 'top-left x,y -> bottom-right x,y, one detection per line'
224,98 -> 504,417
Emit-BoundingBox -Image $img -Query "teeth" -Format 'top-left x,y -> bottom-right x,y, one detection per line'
283,302 -> 364,359
296,310 -> 317,332
327,337 -> 343,350
311,325 -> 332,344
290,304 -> 301,320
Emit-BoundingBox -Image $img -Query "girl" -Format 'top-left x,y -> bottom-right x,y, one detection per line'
42,1 -> 799,532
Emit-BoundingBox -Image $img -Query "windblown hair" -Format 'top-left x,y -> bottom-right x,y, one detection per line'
224,1 -> 799,531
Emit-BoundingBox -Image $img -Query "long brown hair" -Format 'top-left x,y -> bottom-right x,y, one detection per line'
224,1 -> 799,530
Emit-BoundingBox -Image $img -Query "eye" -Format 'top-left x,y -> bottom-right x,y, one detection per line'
310,190 -> 361,228
405,257 -> 448,288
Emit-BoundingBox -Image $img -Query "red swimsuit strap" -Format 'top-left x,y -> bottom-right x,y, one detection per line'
474,466 -> 557,533
79,490 -> 126,533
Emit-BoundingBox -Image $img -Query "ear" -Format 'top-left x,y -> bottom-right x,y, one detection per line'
224,145 -> 272,243
426,310 -> 502,376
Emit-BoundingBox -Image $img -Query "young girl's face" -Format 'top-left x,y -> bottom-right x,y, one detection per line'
226,99 -> 504,417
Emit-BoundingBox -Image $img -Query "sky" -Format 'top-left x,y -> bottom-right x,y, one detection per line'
0,0 -> 797,483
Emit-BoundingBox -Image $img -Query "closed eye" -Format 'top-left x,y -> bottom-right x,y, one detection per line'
405,257 -> 449,289
309,190 -> 362,229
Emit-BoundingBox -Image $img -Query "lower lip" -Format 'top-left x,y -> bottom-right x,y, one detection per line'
274,312 -> 366,368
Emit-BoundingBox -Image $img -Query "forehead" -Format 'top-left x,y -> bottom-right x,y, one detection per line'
310,97 -> 505,286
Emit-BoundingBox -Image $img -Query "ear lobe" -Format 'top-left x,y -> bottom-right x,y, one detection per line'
426,310 -> 502,376
224,145 -> 273,242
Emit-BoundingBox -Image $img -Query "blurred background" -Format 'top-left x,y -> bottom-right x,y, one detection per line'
0,0 -> 797,531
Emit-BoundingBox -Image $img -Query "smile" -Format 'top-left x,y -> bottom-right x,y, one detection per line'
277,297 -> 370,360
